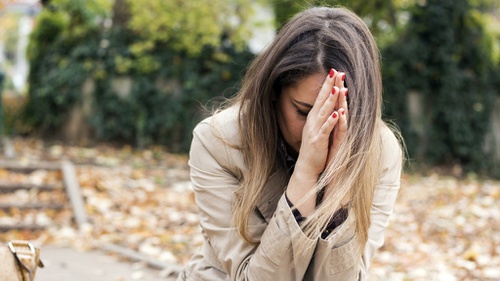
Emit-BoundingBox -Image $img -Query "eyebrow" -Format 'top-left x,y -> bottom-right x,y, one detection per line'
292,98 -> 313,109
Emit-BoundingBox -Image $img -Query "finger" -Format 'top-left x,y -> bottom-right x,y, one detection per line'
319,110 -> 340,136
311,68 -> 338,114
332,108 -> 348,151
316,86 -> 340,124
337,108 -> 348,133
335,87 -> 349,115
334,71 -> 346,89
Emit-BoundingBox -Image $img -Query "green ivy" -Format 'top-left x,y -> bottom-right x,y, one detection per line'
24,1 -> 254,152
382,0 -> 499,175
24,2 -> 101,133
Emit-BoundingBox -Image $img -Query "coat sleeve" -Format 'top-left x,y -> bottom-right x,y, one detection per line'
307,126 -> 403,280
186,120 -> 317,281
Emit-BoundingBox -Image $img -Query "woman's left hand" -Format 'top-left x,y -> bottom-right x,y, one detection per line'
328,72 -> 348,162
324,72 -> 349,205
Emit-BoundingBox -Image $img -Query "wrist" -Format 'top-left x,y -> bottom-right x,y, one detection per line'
287,171 -> 318,217
293,161 -> 322,182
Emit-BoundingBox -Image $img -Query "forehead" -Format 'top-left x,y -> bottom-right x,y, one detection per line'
285,73 -> 325,103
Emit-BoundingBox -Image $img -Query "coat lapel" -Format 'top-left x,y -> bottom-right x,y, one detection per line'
255,167 -> 290,223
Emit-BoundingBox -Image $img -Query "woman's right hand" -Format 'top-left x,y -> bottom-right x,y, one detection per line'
287,69 -> 346,215
294,69 -> 346,180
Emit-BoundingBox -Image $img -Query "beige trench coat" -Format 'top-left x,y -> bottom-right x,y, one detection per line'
178,106 -> 402,281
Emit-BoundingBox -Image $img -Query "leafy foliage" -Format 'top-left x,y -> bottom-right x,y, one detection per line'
126,0 -> 255,56
24,0 -> 104,133
270,0 -> 415,46
24,0 -> 254,152
382,0 -> 499,174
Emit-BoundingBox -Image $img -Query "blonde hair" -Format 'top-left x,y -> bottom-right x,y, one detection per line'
223,7 -> 399,253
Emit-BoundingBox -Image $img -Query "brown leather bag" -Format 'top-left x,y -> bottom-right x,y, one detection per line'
0,241 -> 44,281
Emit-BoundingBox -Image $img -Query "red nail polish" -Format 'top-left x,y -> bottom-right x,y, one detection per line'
332,112 -> 338,118
341,109 -> 345,115
329,69 -> 334,78
345,89 -> 348,96
341,73 -> 346,81
331,86 -> 336,95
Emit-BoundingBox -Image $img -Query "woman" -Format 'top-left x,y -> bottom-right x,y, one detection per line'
178,6 -> 403,281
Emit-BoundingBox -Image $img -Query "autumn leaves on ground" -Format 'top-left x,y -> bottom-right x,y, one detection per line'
0,138 -> 499,281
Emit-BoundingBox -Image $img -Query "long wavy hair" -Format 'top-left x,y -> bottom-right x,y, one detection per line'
226,7 -> 394,251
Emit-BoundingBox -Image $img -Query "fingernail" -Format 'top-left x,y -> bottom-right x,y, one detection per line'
331,86 -> 337,95
340,108 -> 345,115
345,88 -> 348,96
341,73 -> 346,81
332,112 -> 338,118
329,68 -> 334,78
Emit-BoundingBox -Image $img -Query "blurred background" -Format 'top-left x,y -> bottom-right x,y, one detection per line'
0,0 -> 499,280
